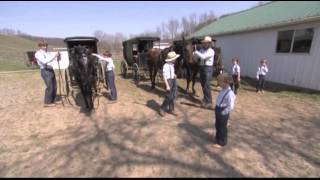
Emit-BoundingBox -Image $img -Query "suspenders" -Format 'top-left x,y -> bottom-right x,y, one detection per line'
218,89 -> 231,107
169,65 -> 174,79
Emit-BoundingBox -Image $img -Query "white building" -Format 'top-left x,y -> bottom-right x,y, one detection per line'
153,42 -> 171,50
191,1 -> 320,91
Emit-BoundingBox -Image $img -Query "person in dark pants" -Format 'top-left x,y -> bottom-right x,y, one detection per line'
92,51 -> 117,102
159,51 -> 180,117
230,57 -> 241,95
35,40 -> 60,107
194,36 -> 215,109
256,59 -> 269,94
212,73 -> 236,150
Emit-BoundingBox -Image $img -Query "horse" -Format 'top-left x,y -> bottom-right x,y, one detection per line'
213,47 -> 224,78
173,38 -> 224,94
140,47 -> 166,89
69,45 -> 99,111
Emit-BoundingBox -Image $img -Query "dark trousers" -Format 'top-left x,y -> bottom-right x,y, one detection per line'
40,68 -> 57,104
230,75 -> 240,95
215,106 -> 229,146
161,79 -> 177,112
200,66 -> 213,104
106,70 -> 117,101
256,75 -> 266,92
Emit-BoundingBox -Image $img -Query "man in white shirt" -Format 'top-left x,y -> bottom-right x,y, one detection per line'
34,40 -> 60,107
92,51 -> 117,102
194,36 -> 215,109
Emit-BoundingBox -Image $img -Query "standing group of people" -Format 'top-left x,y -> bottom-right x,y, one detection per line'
36,36 -> 269,151
158,36 -> 269,150
35,40 -> 118,108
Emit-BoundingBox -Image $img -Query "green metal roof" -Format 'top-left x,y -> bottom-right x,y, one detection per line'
190,1 -> 320,39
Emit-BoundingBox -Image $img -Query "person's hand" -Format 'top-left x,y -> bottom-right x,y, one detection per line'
238,78 -> 241,82
166,86 -> 170,91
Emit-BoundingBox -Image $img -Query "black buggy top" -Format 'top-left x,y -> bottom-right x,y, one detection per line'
122,36 -> 160,66
64,36 -> 99,54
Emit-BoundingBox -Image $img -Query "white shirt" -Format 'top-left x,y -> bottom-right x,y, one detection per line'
216,87 -> 236,115
194,48 -> 215,66
256,65 -> 268,78
35,49 -> 57,69
162,63 -> 175,80
92,53 -> 115,71
232,64 -> 240,75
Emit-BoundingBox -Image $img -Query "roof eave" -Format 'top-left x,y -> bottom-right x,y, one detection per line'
194,16 -> 320,38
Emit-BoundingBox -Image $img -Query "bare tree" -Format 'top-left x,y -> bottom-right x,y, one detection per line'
181,16 -> 191,36
166,18 -> 180,40
188,13 -> 198,35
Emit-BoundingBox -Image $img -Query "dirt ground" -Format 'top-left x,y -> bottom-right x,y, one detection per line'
0,71 -> 319,177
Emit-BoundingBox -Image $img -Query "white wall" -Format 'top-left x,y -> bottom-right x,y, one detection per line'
215,21 -> 320,90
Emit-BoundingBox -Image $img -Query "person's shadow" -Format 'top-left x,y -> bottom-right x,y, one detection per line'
146,99 -> 161,113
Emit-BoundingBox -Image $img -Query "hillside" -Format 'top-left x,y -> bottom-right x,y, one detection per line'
0,34 -> 62,71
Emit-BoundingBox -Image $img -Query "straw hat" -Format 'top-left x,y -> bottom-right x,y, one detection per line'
165,51 -> 180,62
201,36 -> 212,43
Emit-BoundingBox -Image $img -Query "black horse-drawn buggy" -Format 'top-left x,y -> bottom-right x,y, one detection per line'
121,36 -> 160,82
63,36 -> 106,110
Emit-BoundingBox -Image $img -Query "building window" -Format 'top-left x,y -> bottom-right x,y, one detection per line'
292,28 -> 314,53
276,28 -> 313,53
276,30 -> 294,53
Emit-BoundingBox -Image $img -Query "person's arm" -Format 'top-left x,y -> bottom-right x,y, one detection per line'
264,66 -> 269,73
221,94 -> 235,115
256,67 -> 260,79
35,52 -> 58,65
238,66 -> 241,82
195,49 -> 214,61
92,53 -> 108,62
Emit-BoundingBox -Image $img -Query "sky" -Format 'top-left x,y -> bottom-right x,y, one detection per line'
0,1 -> 261,38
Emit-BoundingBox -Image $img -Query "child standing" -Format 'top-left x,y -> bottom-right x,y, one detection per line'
92,51 -> 117,102
230,57 -> 240,95
212,73 -> 236,149
256,59 -> 269,94
159,51 -> 180,117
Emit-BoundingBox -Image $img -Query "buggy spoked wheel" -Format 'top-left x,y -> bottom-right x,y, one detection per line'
133,63 -> 140,82
120,60 -> 128,78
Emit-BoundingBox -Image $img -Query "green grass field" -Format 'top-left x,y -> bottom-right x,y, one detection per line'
0,34 -> 59,71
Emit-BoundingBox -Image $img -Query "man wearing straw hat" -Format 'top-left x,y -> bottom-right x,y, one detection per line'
159,51 -> 180,117
194,36 -> 215,109
35,40 -> 60,107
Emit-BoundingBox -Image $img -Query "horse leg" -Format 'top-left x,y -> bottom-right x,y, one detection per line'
149,65 -> 155,89
185,66 -> 191,93
152,64 -> 157,89
88,88 -> 94,110
192,66 -> 199,95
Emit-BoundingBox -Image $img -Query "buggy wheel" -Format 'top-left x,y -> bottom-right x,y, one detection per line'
133,63 -> 140,82
120,60 -> 128,78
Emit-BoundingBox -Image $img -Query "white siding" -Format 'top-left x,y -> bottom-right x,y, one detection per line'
216,21 -> 320,90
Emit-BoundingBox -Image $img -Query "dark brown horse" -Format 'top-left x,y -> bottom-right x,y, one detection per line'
213,47 -> 224,77
145,47 -> 175,89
